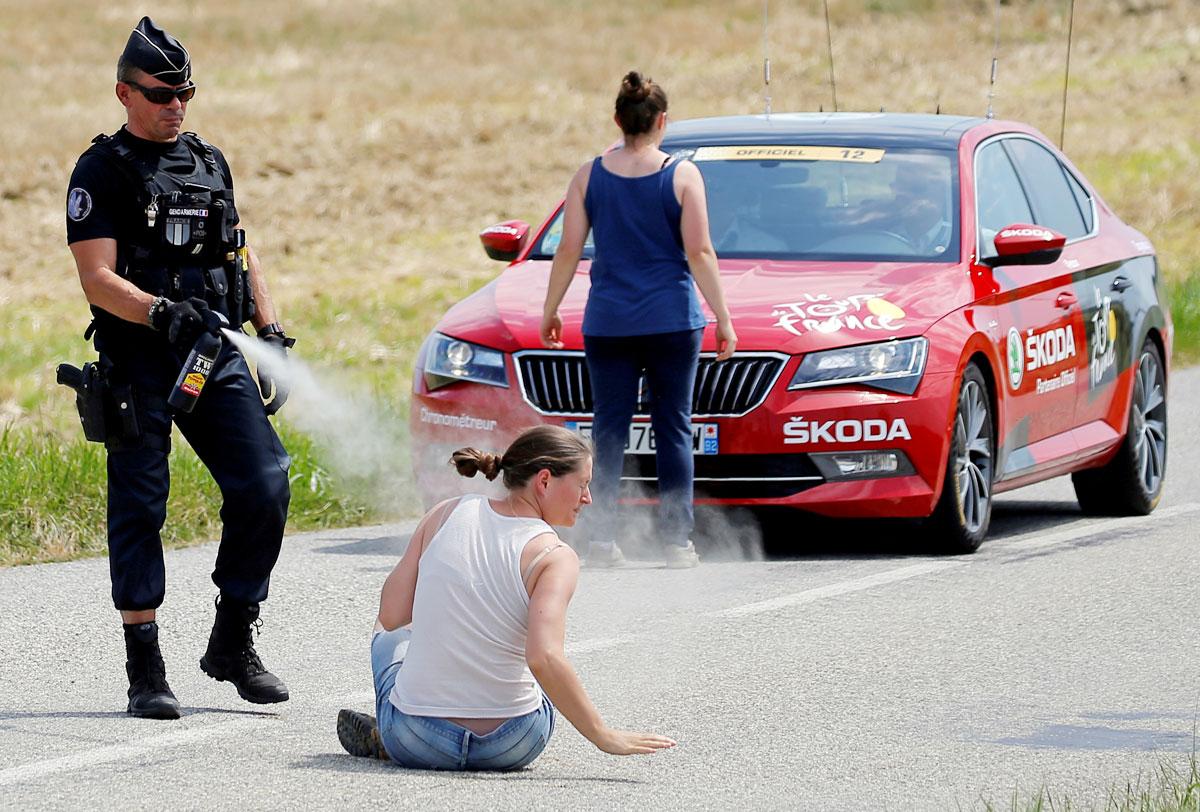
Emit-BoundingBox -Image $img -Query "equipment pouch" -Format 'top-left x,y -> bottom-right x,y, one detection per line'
206,264 -> 229,297
107,382 -> 142,444
207,263 -> 235,323
56,362 -> 108,443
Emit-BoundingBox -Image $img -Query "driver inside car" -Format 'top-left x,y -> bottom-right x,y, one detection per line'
889,160 -> 953,256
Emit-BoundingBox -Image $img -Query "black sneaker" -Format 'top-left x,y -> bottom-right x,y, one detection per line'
337,709 -> 389,760
199,597 -> 289,704
124,622 -> 181,720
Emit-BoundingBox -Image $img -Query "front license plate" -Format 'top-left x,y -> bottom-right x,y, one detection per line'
565,422 -> 719,455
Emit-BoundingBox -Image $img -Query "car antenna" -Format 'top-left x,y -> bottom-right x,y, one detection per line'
986,0 -> 1001,118
1059,0 -> 1077,149
823,0 -> 839,112
762,0 -> 772,116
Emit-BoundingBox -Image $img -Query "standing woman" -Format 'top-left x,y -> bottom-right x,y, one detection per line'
541,71 -> 736,568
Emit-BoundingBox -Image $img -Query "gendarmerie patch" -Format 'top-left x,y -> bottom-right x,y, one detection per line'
67,188 -> 93,221
164,205 -> 209,247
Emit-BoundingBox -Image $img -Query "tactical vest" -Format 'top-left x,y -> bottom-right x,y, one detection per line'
85,131 -> 255,328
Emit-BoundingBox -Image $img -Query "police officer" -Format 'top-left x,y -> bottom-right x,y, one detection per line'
66,17 -> 294,719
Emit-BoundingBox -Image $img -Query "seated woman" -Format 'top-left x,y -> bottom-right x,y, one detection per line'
337,425 -> 676,770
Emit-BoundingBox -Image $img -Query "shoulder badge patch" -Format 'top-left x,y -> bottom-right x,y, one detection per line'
67,188 -> 93,222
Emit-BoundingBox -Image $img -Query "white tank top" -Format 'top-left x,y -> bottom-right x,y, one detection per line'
390,494 -> 556,718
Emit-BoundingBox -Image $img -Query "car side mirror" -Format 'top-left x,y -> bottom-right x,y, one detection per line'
983,223 -> 1067,267
479,220 -> 530,262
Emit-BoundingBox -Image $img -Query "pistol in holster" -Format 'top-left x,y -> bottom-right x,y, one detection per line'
56,362 -> 142,447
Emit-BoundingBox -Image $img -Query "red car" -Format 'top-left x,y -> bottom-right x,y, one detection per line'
411,113 -> 1170,551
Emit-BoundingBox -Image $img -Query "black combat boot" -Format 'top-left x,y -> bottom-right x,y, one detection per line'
123,621 -> 181,720
199,596 -> 289,704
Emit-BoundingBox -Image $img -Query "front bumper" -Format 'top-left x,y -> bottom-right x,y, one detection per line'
410,359 -> 955,518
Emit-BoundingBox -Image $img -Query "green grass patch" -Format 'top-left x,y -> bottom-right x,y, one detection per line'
982,750 -> 1199,811
0,269 -> 485,568
0,426 -> 108,566
1168,274 -> 1200,366
276,424 -> 386,530
0,421 -> 380,568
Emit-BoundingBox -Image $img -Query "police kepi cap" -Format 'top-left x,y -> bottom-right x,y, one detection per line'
120,17 -> 191,85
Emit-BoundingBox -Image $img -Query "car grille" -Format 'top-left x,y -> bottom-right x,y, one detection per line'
619,453 -> 824,499
515,352 -> 786,417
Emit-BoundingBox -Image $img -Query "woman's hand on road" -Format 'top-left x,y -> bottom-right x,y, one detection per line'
715,318 -> 738,361
594,727 -> 677,756
541,312 -> 564,349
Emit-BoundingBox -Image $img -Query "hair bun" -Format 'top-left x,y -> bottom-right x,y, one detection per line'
621,70 -> 650,102
449,448 -> 503,481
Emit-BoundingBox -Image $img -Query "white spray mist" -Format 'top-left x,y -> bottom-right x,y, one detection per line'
222,329 -> 412,515
222,329 -> 766,560
580,480 -> 764,563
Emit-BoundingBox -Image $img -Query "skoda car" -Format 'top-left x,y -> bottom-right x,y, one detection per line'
410,113 -> 1169,551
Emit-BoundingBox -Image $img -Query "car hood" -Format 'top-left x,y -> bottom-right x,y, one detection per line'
436,258 -> 971,355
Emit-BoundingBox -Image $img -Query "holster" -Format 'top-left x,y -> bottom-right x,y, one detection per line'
217,213 -> 255,328
56,363 -> 169,452
56,362 -> 108,443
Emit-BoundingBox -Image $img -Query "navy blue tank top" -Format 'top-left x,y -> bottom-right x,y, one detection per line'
581,156 -> 706,337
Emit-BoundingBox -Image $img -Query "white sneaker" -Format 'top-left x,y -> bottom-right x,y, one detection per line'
584,542 -> 626,569
664,541 -> 700,569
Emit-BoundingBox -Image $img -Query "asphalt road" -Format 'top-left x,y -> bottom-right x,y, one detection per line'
2,368 -> 1198,811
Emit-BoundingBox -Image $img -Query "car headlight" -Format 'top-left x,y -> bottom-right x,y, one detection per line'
423,333 -> 508,390
788,337 -> 928,395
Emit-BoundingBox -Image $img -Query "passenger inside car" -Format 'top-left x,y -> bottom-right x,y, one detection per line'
706,176 -> 787,254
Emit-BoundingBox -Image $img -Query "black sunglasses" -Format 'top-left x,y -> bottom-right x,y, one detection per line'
126,81 -> 196,105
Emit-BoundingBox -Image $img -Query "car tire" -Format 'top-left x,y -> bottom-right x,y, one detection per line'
1071,337 -> 1167,516
930,363 -> 994,554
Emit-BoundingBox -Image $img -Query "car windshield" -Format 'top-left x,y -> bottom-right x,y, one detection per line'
530,145 -> 959,263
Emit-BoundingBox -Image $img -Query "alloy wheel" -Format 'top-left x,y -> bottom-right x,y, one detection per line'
952,379 -> 993,534
1131,349 -> 1167,497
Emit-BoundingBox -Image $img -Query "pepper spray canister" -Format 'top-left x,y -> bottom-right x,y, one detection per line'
167,312 -> 229,413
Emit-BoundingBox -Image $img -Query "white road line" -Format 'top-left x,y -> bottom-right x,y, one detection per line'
713,560 -> 964,619
0,718 -> 263,787
6,504 -> 1195,785
712,502 -> 1200,620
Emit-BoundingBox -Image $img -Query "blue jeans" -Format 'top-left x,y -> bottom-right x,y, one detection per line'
370,627 -> 555,771
584,328 -> 703,547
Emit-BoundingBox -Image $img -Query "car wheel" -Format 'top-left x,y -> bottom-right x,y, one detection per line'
1071,337 -> 1167,515
930,363 -> 994,553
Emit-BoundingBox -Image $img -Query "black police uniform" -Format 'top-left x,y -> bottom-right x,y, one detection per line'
68,15 -> 291,719
65,129 -> 290,613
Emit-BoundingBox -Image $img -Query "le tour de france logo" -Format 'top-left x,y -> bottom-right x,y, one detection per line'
771,293 -> 906,337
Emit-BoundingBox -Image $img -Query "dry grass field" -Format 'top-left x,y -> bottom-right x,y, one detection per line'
0,0 -> 1197,560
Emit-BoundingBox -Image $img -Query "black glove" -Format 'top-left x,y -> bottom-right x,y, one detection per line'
256,325 -> 295,416
151,297 -> 215,347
